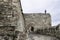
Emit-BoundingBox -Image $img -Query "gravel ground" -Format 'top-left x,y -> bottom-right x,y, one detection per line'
27,33 -> 59,40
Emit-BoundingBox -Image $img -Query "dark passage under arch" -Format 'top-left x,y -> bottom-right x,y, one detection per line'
31,26 -> 34,32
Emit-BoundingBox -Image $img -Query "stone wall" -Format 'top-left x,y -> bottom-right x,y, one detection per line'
0,0 -> 25,32
24,13 -> 51,31
0,0 -> 26,40
57,24 -> 60,30
0,0 -> 18,26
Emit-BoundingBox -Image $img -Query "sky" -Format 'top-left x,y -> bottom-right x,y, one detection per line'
21,0 -> 60,26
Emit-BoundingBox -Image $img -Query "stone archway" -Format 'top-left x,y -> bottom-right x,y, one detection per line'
26,23 -> 35,33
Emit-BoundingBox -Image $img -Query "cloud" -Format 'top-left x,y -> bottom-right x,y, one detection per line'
21,0 -> 60,26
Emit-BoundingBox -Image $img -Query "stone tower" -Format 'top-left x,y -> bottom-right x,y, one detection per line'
0,0 -> 26,40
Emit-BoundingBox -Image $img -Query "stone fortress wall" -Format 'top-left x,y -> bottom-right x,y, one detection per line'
0,0 -> 60,40
0,0 -> 26,40
24,13 -> 51,31
23,13 -> 60,40
0,0 -> 24,32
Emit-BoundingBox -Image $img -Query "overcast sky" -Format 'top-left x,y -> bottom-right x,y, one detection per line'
21,0 -> 60,26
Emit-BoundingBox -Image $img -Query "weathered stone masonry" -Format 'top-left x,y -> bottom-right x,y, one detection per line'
0,0 -> 26,40
24,13 -> 51,31
0,0 -> 60,40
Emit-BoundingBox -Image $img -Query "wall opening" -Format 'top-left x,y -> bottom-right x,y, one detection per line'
31,26 -> 34,32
